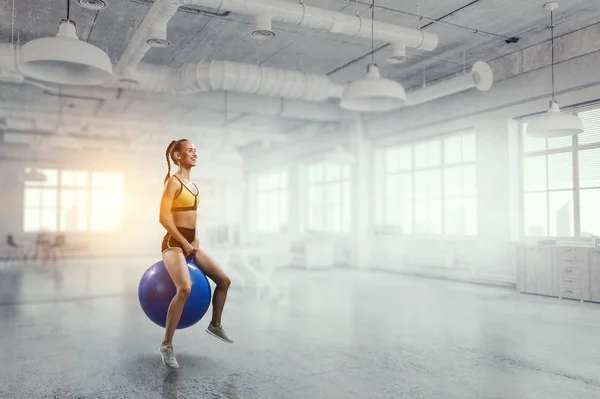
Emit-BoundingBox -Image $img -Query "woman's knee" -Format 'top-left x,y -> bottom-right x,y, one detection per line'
218,275 -> 231,289
178,283 -> 192,298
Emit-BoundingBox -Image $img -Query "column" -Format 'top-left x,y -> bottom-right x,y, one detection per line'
352,118 -> 373,270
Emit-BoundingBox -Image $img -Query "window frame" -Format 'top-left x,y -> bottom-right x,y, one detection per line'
518,102 -> 600,238
304,162 -> 353,234
252,169 -> 289,233
22,168 -> 125,233
374,129 -> 478,237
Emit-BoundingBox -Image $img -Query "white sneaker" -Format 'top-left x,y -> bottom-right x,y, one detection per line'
159,344 -> 179,368
206,323 -> 234,343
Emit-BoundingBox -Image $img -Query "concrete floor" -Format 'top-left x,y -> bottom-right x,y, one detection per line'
1,258 -> 600,399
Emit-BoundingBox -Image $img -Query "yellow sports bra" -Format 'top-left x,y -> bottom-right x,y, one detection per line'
171,176 -> 200,211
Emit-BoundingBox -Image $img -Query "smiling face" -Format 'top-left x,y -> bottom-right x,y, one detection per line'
174,140 -> 197,168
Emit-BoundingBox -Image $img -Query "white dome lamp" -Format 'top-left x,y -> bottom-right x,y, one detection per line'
341,63 -> 406,112
340,0 -> 407,113
527,2 -> 583,138
18,0 -> 113,86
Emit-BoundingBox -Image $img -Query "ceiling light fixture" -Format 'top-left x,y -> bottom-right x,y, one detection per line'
252,12 -> 275,40
340,64 -> 406,112
18,0 -> 113,86
146,24 -> 171,48
527,2 -> 583,138
388,41 -> 409,64
340,0 -> 407,112
76,0 -> 108,11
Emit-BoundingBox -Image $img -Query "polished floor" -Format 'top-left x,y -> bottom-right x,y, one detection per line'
1,257 -> 600,398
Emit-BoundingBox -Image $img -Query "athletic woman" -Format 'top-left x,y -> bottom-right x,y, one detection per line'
158,138 -> 233,369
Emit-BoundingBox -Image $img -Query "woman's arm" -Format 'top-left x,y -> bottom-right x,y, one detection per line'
159,177 -> 191,245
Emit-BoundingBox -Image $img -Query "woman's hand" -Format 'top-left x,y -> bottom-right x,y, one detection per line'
182,241 -> 197,258
191,237 -> 200,250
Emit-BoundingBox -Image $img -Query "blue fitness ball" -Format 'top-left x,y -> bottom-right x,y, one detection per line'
138,258 -> 212,329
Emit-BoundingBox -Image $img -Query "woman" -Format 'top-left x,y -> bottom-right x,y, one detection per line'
158,138 -> 233,369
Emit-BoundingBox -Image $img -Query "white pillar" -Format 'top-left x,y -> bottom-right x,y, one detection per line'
475,117 -> 511,240
352,117 -> 373,269
288,164 -> 300,235
474,117 -> 513,277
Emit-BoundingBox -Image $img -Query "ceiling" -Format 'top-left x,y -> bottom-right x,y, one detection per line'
1,0 -> 599,154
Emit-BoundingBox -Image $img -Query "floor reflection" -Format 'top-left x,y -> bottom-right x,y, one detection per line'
2,258 -> 600,398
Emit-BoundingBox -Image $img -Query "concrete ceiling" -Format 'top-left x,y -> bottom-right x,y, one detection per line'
5,0 -> 600,86
0,0 -> 599,154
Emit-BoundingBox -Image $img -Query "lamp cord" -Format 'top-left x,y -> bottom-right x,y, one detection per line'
11,0 -> 14,47
371,0 -> 375,64
550,10 -> 555,102
67,0 -> 70,21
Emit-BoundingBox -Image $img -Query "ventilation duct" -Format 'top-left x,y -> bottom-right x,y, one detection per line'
406,61 -> 494,106
131,60 -> 493,110
1,90 -> 354,126
0,46 -> 491,119
133,60 -> 343,102
116,0 -> 438,74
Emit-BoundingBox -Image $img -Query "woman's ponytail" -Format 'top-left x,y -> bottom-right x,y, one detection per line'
164,140 -> 176,184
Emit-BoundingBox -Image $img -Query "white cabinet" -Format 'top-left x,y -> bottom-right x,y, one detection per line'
555,247 -> 588,300
515,245 -> 528,293
590,248 -> 600,302
515,245 -> 555,296
515,244 -> 598,303
535,246 -> 555,297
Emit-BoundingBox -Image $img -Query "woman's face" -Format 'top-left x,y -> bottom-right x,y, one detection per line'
176,141 -> 197,168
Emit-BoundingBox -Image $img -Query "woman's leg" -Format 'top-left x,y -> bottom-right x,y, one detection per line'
193,248 -> 233,343
160,248 -> 191,368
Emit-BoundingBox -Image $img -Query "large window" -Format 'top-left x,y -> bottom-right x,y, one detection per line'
306,163 -> 352,233
23,168 -> 125,232
254,171 -> 288,232
375,131 -> 477,235
521,105 -> 600,237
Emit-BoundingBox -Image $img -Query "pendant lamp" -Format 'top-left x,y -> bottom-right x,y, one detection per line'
340,0 -> 407,112
18,0 -> 113,86
527,2 -> 583,138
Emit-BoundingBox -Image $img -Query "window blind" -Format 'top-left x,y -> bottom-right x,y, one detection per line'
578,107 -> 600,145
578,147 -> 600,188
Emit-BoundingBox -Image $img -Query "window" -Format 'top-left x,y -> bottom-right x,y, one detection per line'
520,104 -> 600,237
254,171 -> 288,232
60,170 -> 89,232
23,168 -> 125,232
91,172 -> 125,231
24,169 -> 59,232
306,163 -> 352,233
375,131 -> 477,235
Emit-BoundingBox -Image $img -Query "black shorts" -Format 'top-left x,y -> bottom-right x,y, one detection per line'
161,226 -> 196,258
